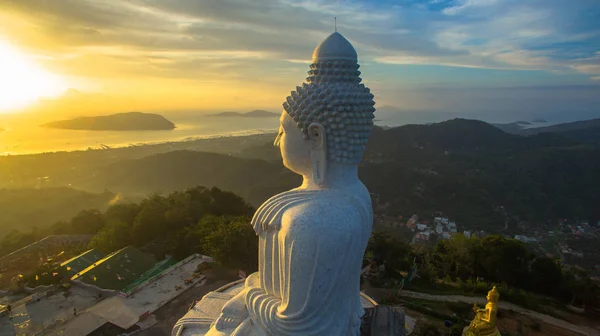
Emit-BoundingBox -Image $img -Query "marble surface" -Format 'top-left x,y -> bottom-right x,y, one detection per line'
312,32 -> 358,62
173,31 -> 388,336
172,281 -> 377,336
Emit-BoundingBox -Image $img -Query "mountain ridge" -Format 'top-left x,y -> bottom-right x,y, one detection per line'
42,112 -> 176,131
208,110 -> 279,118
1,117 -> 598,235
494,118 -> 600,144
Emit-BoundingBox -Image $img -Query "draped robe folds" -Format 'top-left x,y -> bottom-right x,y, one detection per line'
239,188 -> 372,336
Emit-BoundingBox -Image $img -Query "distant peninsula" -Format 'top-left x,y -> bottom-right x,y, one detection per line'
208,110 -> 279,118
42,112 -> 176,131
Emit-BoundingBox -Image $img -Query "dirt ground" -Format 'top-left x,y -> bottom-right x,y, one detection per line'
404,301 -> 597,336
498,310 -> 590,336
405,306 -> 586,336
139,269 -> 239,336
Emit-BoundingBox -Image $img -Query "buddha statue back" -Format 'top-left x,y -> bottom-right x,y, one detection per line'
173,31 -> 382,336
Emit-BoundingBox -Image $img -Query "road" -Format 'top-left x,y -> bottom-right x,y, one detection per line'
400,290 -> 600,336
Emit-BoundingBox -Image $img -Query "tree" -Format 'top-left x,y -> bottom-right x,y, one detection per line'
366,231 -> 413,279
68,209 -> 105,234
89,219 -> 132,253
527,257 -> 563,296
478,235 -> 531,286
104,203 -> 140,226
131,195 -> 168,246
196,215 -> 258,272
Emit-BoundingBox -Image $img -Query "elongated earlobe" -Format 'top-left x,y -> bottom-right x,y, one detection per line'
308,123 -> 327,186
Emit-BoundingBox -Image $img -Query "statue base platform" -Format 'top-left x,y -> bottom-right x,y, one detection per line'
172,280 -> 411,336
462,326 -> 501,336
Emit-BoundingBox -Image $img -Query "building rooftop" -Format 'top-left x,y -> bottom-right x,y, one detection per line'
60,249 -> 105,278
71,246 -> 156,291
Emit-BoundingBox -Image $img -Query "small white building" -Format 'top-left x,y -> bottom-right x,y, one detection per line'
463,230 -> 471,238
514,235 -> 537,243
435,224 -> 443,234
442,232 -> 451,239
448,221 -> 457,233
416,223 -> 428,231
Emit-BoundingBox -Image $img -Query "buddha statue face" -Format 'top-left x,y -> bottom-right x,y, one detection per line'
487,287 -> 499,302
275,111 -> 326,178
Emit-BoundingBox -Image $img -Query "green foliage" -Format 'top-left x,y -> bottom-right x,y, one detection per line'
366,232 -> 413,279
371,232 -> 600,311
363,119 -> 600,229
2,119 -> 600,257
66,209 -> 106,234
2,185 -> 256,276
0,188 -> 113,244
196,215 -> 258,272
89,219 -> 132,254
0,229 -> 40,258
86,187 -> 255,261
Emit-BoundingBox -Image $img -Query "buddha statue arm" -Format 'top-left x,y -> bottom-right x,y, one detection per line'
245,209 -> 360,335
479,305 -> 493,323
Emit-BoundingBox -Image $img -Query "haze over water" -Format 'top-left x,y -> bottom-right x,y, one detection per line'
0,113 -> 280,155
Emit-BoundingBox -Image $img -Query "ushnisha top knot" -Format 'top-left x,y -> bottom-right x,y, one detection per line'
283,32 -> 376,164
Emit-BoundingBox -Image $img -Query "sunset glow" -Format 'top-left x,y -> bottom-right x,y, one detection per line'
0,41 -> 66,112
0,0 -> 598,120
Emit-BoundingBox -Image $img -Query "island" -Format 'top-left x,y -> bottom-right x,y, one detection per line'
207,110 -> 279,118
41,112 -> 176,131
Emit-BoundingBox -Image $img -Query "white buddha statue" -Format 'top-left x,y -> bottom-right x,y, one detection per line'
179,32 -> 376,336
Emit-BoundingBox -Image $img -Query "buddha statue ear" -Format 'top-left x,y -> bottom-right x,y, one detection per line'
307,123 -> 327,186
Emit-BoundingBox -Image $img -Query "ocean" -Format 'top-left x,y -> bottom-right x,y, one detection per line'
0,113 -> 281,155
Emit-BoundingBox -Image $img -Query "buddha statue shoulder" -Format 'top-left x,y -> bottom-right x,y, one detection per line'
181,32 -> 377,336
463,286 -> 501,336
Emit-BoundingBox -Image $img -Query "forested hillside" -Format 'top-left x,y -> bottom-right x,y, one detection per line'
6,186 -> 597,313
3,187 -> 259,289
1,119 -> 599,241
0,188 -> 114,237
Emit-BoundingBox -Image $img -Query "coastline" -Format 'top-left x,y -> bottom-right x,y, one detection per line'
0,128 -> 278,157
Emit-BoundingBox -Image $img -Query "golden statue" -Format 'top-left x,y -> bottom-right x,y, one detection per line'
463,286 -> 501,336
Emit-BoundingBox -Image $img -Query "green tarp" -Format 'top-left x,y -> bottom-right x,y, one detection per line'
71,246 -> 156,291
60,249 -> 105,278
121,257 -> 178,294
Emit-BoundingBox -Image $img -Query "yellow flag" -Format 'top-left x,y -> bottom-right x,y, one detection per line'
18,274 -> 23,279
66,267 -> 71,271
92,275 -> 97,282
36,275 -> 39,281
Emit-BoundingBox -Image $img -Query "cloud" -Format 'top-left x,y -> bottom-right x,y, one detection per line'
1,0 -> 599,93
569,51 -> 600,79
442,0 -> 500,16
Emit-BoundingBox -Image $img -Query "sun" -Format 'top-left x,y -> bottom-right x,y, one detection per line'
0,40 -> 66,112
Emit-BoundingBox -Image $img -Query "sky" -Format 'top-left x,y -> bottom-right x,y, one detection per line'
0,0 -> 599,123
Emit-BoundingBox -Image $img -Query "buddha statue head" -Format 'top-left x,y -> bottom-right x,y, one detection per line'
487,286 -> 500,303
274,32 -> 376,186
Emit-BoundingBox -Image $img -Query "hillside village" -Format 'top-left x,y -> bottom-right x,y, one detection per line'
372,195 -> 600,281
